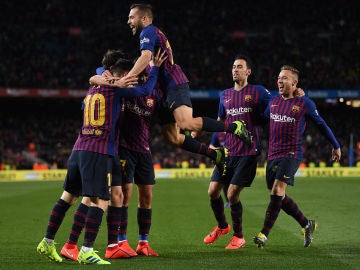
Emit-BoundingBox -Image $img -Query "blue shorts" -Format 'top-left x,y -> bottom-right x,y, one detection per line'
156,83 -> 193,125
211,155 -> 258,187
166,83 -> 192,111
116,147 -> 155,186
63,151 -> 122,200
266,158 -> 301,189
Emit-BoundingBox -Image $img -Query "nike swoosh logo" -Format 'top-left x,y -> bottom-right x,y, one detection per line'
283,175 -> 290,179
271,104 -> 278,107
63,249 -> 75,258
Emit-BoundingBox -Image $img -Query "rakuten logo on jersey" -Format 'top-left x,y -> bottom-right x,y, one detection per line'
270,113 -> 295,123
140,37 -> 150,44
226,107 -> 252,116
125,102 -> 151,117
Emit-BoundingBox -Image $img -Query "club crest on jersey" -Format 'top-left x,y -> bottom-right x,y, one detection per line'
146,98 -> 154,107
292,105 -> 300,113
244,95 -> 252,102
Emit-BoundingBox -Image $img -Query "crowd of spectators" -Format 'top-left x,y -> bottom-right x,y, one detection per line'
1,1 -> 359,170
1,1 -> 359,90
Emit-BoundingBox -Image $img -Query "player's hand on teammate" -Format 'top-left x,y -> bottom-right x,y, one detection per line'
89,74 -> 138,88
150,48 -> 167,67
103,69 -> 119,85
111,74 -> 139,88
332,148 -> 341,162
294,87 -> 305,97
102,69 -> 137,88
102,70 -> 112,78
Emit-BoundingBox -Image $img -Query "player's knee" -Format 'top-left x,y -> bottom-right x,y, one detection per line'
208,189 -> 220,199
139,197 -> 152,208
227,195 -> 239,205
61,191 -> 78,205
110,187 -> 123,207
68,197 -> 78,205
97,198 -> 109,211
81,197 -> 91,206
122,194 -> 131,206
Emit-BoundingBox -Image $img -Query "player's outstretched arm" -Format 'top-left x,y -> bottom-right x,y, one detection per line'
124,48 -> 167,95
128,49 -> 152,76
89,74 -> 138,88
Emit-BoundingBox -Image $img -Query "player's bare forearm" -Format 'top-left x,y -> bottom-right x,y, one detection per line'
128,50 -> 152,76
89,75 -> 110,86
89,74 -> 138,88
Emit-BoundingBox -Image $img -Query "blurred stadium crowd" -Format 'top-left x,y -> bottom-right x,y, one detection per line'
0,1 -> 359,169
1,1 -> 359,89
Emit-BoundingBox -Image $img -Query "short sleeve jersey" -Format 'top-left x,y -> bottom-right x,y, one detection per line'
118,87 -> 163,153
140,24 -> 189,91
265,95 -> 340,160
73,85 -> 124,156
218,84 -> 271,157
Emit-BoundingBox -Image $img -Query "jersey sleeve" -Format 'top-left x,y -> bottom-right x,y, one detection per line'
304,97 -> 340,149
259,86 -> 272,108
139,26 -> 156,52
96,66 -> 105,75
257,85 -> 272,124
217,91 -> 226,119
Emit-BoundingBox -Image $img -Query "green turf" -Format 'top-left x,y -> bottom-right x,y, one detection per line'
0,177 -> 359,270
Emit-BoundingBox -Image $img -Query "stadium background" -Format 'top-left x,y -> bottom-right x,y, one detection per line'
1,0 -> 360,174
1,3 -> 359,269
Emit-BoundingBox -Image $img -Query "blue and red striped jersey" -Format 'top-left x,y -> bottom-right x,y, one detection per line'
218,84 -> 271,157
118,87 -> 163,153
140,24 -> 189,91
72,85 -> 124,156
266,95 -> 340,161
73,67 -> 159,156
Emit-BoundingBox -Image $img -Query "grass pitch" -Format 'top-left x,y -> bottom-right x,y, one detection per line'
0,176 -> 359,270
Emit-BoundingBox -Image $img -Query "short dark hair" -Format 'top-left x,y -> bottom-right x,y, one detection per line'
130,3 -> 153,19
235,54 -> 253,69
112,58 -> 133,73
101,49 -> 130,69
